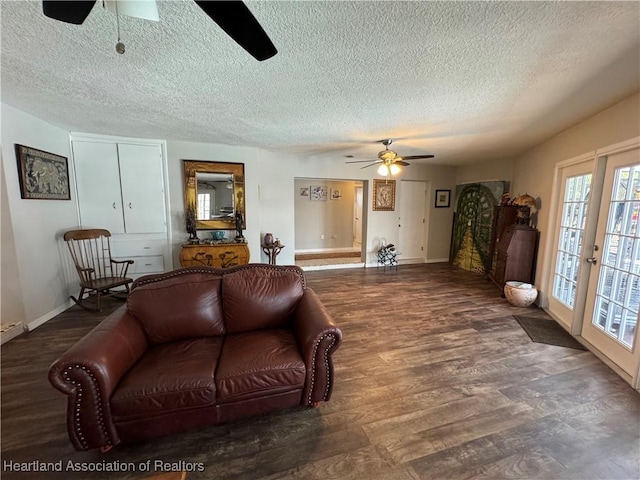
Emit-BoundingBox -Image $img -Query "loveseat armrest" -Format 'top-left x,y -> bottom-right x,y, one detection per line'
293,288 -> 342,406
48,307 -> 148,451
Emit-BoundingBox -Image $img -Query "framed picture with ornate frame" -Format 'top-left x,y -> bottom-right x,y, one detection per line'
15,144 -> 70,200
373,179 -> 396,211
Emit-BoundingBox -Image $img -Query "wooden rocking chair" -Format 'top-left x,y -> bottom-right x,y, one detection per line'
64,229 -> 134,312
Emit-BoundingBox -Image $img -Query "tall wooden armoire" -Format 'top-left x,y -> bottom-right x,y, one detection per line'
488,221 -> 538,290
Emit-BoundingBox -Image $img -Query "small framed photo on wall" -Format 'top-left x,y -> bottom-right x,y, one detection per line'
300,187 -> 310,197
435,189 -> 451,208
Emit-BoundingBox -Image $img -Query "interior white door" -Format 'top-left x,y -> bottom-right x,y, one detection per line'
72,141 -> 125,233
547,160 -> 594,329
118,144 -> 166,234
399,180 -> 427,262
582,148 -> 640,375
354,186 -> 363,245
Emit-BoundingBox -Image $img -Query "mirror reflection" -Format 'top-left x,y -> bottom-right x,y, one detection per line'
196,173 -> 234,220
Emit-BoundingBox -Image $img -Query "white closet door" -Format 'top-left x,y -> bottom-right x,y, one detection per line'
399,180 -> 428,262
118,143 -> 166,233
72,141 -> 125,233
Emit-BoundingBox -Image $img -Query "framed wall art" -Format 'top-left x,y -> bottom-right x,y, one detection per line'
330,188 -> 342,200
435,189 -> 451,208
300,187 -> 310,197
310,185 -> 328,201
373,179 -> 395,211
15,144 -> 70,200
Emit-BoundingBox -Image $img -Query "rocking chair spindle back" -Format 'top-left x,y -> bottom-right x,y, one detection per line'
64,229 -> 134,312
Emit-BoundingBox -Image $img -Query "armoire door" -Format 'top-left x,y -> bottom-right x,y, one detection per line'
72,141 -> 125,233
118,143 -> 166,234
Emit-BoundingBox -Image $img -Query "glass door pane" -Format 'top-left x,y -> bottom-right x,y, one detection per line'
591,165 -> 640,348
552,173 -> 592,308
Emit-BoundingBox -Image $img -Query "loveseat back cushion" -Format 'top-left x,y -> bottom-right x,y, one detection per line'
222,267 -> 304,334
128,273 -> 225,344
216,329 -> 306,404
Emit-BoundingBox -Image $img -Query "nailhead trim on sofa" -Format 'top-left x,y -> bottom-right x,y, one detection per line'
307,333 -> 337,405
62,365 -> 112,450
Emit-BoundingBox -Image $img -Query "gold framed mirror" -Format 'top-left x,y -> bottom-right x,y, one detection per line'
183,160 -> 245,230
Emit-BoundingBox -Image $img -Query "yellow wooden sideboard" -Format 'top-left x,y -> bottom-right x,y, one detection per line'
179,243 -> 250,268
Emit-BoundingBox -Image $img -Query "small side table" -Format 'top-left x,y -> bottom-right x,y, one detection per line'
377,246 -> 398,270
262,243 -> 284,265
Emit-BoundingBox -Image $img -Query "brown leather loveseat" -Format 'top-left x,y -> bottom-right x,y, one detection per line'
49,264 -> 342,451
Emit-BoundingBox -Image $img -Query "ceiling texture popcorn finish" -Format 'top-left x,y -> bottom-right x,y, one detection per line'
1,1 -> 639,165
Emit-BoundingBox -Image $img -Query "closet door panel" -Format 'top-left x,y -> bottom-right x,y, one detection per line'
72,141 -> 124,233
118,144 -> 166,234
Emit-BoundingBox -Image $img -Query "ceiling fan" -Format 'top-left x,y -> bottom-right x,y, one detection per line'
42,0 -> 277,61
345,139 -> 435,177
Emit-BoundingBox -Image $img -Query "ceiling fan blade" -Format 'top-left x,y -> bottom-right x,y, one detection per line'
395,161 -> 410,166
345,159 -> 379,164
194,1 -> 277,61
401,154 -> 435,160
360,161 -> 382,169
43,1 -> 96,24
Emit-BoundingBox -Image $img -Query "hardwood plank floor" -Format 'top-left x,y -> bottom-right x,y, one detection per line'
2,264 -> 638,479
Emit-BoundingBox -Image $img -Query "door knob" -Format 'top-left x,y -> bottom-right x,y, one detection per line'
586,257 -> 597,264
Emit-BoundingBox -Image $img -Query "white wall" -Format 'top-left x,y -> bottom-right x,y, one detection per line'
456,158 -> 515,186
1,104 -> 79,329
1,157 -> 26,333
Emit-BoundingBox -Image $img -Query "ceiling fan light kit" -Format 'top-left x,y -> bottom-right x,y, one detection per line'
346,138 -> 435,177
104,0 -> 159,22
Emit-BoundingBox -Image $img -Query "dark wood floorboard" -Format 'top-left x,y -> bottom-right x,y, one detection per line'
2,264 -> 639,479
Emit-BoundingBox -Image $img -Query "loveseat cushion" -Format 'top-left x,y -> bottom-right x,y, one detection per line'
128,273 -> 225,344
222,267 -> 304,333
110,337 -> 223,419
215,329 -> 306,404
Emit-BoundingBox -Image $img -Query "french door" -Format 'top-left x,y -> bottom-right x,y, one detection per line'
548,160 -> 594,329
581,148 -> 640,375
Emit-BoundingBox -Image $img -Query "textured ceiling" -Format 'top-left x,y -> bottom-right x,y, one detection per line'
1,1 -> 639,165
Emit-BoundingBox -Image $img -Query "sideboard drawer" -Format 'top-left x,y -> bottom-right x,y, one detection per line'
179,243 -> 250,268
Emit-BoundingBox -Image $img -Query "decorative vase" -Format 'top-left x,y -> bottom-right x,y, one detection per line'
504,281 -> 538,307
263,233 -> 274,245
211,231 -> 225,241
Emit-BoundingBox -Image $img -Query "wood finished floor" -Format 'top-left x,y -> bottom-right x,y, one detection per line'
2,263 -> 639,480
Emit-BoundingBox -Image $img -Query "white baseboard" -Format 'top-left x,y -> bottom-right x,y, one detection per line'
301,262 -> 365,272
26,299 -> 73,332
399,257 -> 426,265
295,247 -> 360,254
426,258 -> 450,264
1,325 -> 26,345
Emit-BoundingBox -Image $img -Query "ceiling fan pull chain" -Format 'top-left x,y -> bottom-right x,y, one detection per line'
114,1 -> 125,54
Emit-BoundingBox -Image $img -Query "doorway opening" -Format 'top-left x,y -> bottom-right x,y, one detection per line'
293,178 -> 366,269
